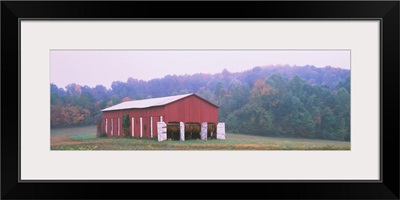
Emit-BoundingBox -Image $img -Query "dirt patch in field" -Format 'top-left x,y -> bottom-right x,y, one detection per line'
51,135 -> 98,146
234,144 -> 280,150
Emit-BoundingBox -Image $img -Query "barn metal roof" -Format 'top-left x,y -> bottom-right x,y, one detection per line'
101,93 -> 218,112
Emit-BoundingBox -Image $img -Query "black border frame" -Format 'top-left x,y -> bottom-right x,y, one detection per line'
2,1 -> 399,199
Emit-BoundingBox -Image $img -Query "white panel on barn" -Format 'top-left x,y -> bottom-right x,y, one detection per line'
111,119 -> 114,136
132,117 -> 135,137
157,122 -> 167,142
105,119 -> 108,133
140,117 -> 143,138
150,117 -> 153,138
118,118 -> 120,136
180,122 -> 185,141
201,122 -> 208,140
217,123 -> 226,139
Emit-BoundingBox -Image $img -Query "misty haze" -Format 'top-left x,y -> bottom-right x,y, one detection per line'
50,50 -> 350,150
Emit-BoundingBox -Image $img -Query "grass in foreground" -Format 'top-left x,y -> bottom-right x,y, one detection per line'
51,126 -> 350,150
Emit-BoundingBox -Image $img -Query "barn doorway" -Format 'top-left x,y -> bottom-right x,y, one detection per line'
184,122 -> 201,140
207,122 -> 217,140
167,121 -> 180,141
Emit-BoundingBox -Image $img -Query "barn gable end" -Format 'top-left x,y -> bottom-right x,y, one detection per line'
164,95 -> 218,124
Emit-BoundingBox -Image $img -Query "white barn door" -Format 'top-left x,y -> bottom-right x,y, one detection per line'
157,122 -> 167,142
201,122 -> 207,140
180,122 -> 185,141
217,123 -> 226,139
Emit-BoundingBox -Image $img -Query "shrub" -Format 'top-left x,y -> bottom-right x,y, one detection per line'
122,114 -> 131,137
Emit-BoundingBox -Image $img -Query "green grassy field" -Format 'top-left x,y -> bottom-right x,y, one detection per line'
51,125 -> 350,150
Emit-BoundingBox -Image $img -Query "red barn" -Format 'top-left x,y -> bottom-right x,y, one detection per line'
101,93 -> 219,138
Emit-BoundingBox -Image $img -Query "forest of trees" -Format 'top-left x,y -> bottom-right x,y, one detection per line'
51,65 -> 350,141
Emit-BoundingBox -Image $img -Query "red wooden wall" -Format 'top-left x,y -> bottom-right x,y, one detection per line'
102,106 -> 165,138
164,95 -> 218,124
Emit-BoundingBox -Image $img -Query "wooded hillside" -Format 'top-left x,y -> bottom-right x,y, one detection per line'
51,65 -> 350,141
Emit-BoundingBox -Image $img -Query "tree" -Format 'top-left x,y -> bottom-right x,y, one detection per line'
226,104 -> 273,136
50,84 -> 64,105
218,81 -> 250,122
122,114 -> 131,137
65,83 -> 82,96
320,107 -> 337,140
250,79 -> 273,104
214,82 -> 225,100
93,85 -> 108,100
336,76 -> 350,93
334,87 -> 350,141
122,97 -> 133,102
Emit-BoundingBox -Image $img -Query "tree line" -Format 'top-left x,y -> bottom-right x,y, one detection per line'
51,65 -> 350,141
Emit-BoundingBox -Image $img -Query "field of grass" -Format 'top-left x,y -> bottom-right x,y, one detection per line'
51,125 -> 350,150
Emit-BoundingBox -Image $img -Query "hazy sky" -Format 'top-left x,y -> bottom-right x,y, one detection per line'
50,50 -> 350,89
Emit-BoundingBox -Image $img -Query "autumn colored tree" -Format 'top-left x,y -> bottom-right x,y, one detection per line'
121,97 -> 133,102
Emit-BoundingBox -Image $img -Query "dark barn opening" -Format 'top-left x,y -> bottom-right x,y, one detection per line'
167,121 -> 180,141
185,122 -> 201,140
207,122 -> 217,140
